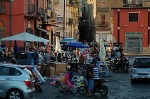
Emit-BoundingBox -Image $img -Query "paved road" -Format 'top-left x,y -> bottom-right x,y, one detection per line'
30,56 -> 150,99
31,72 -> 150,99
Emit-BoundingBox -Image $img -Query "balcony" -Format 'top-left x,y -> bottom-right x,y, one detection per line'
98,22 -> 108,27
75,0 -> 79,3
98,7 -> 109,13
66,0 -> 75,6
126,4 -> 142,7
27,4 -> 35,14
66,18 -> 73,25
25,4 -> 36,19
38,7 -> 45,15
0,2 -> 6,14
50,12 -> 56,22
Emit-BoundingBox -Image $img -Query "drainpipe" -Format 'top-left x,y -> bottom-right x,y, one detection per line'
9,2 -> 12,46
148,9 -> 150,46
63,0 -> 65,38
117,9 -> 120,43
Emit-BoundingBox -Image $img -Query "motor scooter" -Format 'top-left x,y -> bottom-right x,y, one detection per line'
113,57 -> 121,72
78,78 -> 108,97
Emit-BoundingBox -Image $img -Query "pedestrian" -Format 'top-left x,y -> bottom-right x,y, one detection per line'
44,51 -> 51,64
79,54 -> 85,69
93,60 -> 101,80
86,62 -> 94,97
32,49 -> 39,65
9,55 -> 18,64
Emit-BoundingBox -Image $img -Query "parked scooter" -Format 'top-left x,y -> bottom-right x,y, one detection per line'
78,78 -> 108,97
113,57 -> 122,72
122,57 -> 129,72
33,74 -> 43,93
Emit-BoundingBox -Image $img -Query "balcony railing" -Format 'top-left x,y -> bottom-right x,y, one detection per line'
124,4 -> 142,7
98,7 -> 109,13
27,4 -> 35,14
98,22 -> 108,27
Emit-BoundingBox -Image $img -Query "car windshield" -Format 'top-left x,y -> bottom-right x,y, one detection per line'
133,58 -> 150,68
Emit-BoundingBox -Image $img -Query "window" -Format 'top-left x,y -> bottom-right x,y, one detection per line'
9,68 -> 21,76
0,66 -> 21,76
129,13 -> 138,22
134,58 -> 150,67
0,66 -> 9,76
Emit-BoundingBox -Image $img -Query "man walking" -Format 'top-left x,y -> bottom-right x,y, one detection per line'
86,62 -> 94,97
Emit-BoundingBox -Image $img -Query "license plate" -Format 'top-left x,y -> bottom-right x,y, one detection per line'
139,75 -> 147,78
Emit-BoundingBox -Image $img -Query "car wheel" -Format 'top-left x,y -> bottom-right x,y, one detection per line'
6,89 -> 23,99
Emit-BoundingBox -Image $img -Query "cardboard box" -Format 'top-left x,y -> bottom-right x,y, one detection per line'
50,67 -> 55,78
45,67 -> 50,77
51,62 -> 67,75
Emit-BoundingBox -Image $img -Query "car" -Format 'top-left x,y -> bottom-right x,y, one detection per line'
12,51 -> 43,65
130,57 -> 150,83
12,52 -> 45,83
0,63 -> 35,99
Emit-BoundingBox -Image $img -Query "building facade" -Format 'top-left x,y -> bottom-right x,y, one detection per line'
78,0 -> 95,42
112,0 -> 150,53
53,0 -> 80,42
0,0 -> 52,49
95,0 -> 123,44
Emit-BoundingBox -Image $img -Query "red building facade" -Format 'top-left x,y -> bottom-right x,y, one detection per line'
112,7 -> 150,53
0,0 -> 51,49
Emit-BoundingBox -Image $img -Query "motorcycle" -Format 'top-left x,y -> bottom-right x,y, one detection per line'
78,78 -> 108,97
113,57 -> 122,72
122,57 -> 129,72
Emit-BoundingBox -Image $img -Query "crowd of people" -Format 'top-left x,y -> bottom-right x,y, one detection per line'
0,41 -> 124,97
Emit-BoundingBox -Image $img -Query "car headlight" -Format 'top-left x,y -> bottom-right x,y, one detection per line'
131,69 -> 137,73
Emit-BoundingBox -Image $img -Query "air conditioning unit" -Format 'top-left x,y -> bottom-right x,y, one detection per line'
2,9 -> 6,12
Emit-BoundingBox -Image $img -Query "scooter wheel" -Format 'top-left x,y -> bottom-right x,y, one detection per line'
78,86 -> 86,95
100,86 -> 108,96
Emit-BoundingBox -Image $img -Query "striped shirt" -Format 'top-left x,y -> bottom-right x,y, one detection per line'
93,67 -> 100,79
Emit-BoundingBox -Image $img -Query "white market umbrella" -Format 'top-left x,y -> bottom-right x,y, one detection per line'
99,39 -> 106,62
1,32 -> 49,42
55,36 -> 62,53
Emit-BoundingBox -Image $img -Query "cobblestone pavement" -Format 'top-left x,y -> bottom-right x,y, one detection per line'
30,56 -> 150,99
31,72 -> 150,99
